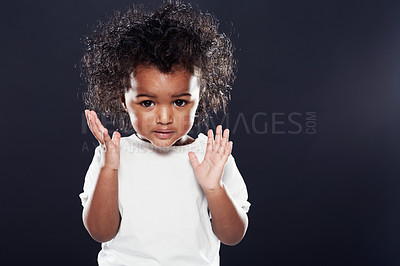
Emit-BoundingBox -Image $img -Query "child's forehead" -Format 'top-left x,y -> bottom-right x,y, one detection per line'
130,65 -> 198,87
132,64 -> 192,77
128,66 -> 200,96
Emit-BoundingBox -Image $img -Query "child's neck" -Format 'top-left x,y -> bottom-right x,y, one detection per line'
135,133 -> 194,146
174,135 -> 195,146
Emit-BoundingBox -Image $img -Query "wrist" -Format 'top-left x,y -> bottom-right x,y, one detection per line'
203,182 -> 224,197
101,164 -> 119,172
102,151 -> 119,171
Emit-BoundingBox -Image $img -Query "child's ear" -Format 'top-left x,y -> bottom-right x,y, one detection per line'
120,95 -> 127,110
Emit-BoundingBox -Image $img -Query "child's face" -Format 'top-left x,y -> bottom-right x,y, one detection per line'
122,65 -> 201,148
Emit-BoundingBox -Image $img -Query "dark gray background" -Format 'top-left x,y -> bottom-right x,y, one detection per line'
1,0 -> 399,265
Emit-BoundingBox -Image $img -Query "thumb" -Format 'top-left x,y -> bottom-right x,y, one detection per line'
102,129 -> 112,149
112,131 -> 121,148
188,151 -> 200,169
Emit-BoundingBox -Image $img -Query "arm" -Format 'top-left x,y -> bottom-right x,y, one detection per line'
83,110 -> 122,243
205,184 -> 248,245
188,125 -> 248,246
83,166 -> 121,242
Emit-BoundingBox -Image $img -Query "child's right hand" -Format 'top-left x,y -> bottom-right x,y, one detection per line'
85,110 -> 121,170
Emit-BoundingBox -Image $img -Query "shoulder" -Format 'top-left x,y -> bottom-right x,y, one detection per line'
120,134 -> 134,146
189,133 -> 208,153
194,132 -> 208,144
119,133 -> 145,150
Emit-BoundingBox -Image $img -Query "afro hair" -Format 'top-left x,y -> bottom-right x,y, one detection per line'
81,0 -> 237,130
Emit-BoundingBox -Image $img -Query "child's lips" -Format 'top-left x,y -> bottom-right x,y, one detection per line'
154,130 -> 174,133
153,130 -> 175,139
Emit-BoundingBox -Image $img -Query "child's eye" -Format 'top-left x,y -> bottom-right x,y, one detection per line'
174,99 -> 187,107
140,100 -> 154,108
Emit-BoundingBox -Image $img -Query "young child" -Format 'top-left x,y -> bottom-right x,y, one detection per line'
79,1 -> 250,265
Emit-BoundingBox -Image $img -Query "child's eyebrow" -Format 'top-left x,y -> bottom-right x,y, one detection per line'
136,93 -> 156,98
136,93 -> 192,98
171,93 -> 191,98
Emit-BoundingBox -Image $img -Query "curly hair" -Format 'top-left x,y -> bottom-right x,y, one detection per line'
81,0 -> 236,130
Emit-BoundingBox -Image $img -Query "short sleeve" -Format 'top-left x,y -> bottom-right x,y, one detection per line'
221,154 -> 251,213
78,145 -> 105,208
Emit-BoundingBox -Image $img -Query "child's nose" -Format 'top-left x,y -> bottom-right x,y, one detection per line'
156,106 -> 173,125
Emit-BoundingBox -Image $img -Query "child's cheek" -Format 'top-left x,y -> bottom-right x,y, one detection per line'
181,107 -> 196,130
136,113 -> 154,130
183,114 -> 193,127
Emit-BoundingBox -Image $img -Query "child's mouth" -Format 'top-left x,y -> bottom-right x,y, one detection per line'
153,131 -> 174,139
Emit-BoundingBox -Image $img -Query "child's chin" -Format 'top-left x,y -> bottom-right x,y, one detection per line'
151,139 -> 176,148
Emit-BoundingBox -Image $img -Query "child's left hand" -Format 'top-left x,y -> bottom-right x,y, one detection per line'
188,125 -> 233,193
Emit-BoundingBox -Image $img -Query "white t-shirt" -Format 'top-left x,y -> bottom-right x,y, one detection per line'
79,133 -> 250,266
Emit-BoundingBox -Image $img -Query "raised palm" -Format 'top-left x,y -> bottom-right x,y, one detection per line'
85,110 -> 121,170
188,125 -> 233,192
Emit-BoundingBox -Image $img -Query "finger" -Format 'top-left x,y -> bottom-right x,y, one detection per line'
206,129 -> 213,153
222,128 -> 229,149
85,110 -> 93,132
214,125 -> 222,151
204,129 -> 214,158
218,128 -> 229,155
220,141 -> 233,163
225,141 -> 233,155
89,112 -> 104,144
112,131 -> 121,148
84,110 -> 90,127
188,151 -> 200,169
102,129 -> 112,149
86,111 -> 102,143
91,111 -> 106,133
91,111 -> 109,144
85,109 -> 93,130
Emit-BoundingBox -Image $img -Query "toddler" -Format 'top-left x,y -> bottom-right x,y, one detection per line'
79,1 -> 250,265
